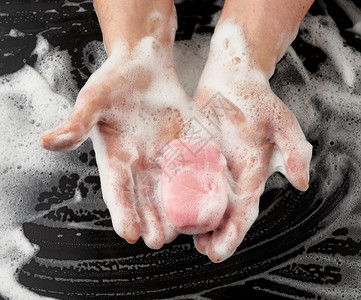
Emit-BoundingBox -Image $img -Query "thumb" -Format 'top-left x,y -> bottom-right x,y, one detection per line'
39,93 -> 100,151
273,116 -> 313,192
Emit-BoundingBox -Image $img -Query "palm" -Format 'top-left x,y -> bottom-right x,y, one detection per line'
40,49 -> 192,249
193,80 -> 312,262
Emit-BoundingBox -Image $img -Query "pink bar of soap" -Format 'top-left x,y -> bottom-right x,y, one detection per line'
161,138 -> 228,234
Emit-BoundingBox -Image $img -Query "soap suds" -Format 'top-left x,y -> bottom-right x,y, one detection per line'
8,29 -> 25,38
300,15 -> 358,87
1,1 -> 361,298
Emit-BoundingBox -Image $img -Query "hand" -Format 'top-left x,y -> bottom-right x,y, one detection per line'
192,21 -> 312,262
39,39 -> 191,249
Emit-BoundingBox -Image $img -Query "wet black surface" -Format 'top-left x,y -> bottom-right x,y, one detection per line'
1,0 -> 361,299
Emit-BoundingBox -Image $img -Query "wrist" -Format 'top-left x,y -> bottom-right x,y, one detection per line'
218,0 -> 313,78
217,17 -> 295,79
103,13 -> 176,55
94,0 -> 176,55
203,20 -> 270,86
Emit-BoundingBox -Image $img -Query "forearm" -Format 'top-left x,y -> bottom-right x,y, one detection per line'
93,0 -> 175,54
220,0 -> 314,77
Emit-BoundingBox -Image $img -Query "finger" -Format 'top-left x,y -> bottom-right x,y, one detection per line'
107,188 -> 141,244
93,132 -> 140,244
207,191 -> 261,263
196,152 -> 269,263
135,170 -> 165,249
138,203 -> 165,249
39,90 -> 101,151
272,111 -> 312,191
157,202 -> 179,244
193,232 -> 212,255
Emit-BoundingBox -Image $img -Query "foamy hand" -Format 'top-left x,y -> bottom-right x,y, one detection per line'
39,37 -> 193,249
192,20 -> 313,262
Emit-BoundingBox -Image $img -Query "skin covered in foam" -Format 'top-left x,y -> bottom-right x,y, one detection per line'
192,19 -> 313,262
37,11 -> 311,263
82,19 -> 311,261
2,1 -> 361,298
161,138 -> 228,235
38,6 -> 201,250
86,37 -> 195,247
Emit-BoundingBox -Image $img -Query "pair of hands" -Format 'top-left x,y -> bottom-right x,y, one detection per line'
40,33 -> 312,262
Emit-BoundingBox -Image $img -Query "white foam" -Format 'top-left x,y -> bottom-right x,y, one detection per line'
300,15 -> 357,87
45,9 -> 58,14
8,29 -> 25,38
62,0 -> 92,9
85,31 -> 195,164
32,35 -> 79,100
334,0 -> 361,27
1,0 -> 361,297
193,20 -> 311,189
0,36 -> 99,299
82,9 -> 198,245
351,21 -> 361,36
0,229 -> 52,300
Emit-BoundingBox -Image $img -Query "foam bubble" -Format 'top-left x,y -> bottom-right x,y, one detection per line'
8,29 -> 25,38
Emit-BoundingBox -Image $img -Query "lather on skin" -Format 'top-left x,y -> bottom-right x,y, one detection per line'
39,0 -> 314,262
40,0 -> 189,249
191,0 -> 314,262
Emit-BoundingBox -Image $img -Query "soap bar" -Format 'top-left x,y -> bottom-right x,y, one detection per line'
161,138 -> 228,234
